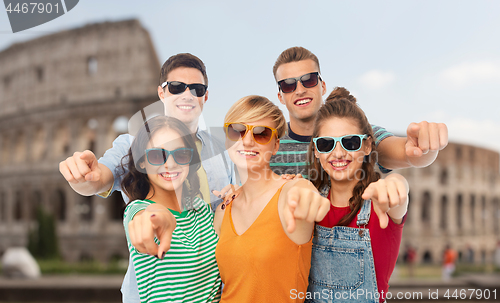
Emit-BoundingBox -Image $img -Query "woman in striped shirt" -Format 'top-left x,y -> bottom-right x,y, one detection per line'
120,116 -> 221,303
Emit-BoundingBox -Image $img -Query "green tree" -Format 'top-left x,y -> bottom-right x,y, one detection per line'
27,206 -> 60,259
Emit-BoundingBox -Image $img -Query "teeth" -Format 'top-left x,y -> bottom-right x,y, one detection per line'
296,99 -> 311,105
160,172 -> 179,178
331,162 -> 348,167
178,105 -> 194,110
238,151 -> 257,156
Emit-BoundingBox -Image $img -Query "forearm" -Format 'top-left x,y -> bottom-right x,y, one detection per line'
377,136 -> 438,169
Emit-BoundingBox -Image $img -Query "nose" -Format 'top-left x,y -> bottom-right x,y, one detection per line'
180,87 -> 195,100
241,129 -> 255,146
295,80 -> 307,95
164,152 -> 178,169
331,140 -> 346,157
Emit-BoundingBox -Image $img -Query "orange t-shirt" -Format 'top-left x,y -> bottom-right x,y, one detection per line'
215,186 -> 312,303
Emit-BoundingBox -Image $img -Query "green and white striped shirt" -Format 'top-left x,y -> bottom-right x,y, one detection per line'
124,197 -> 221,303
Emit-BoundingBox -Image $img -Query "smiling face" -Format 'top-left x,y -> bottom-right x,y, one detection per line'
314,117 -> 372,184
158,67 -> 208,132
225,117 -> 280,173
276,59 -> 326,125
141,128 -> 191,198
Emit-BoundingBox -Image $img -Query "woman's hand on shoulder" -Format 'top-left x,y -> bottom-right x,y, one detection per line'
128,203 -> 177,259
361,173 -> 409,228
280,179 -> 330,242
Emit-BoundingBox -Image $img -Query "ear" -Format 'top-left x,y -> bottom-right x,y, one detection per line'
158,85 -> 165,101
277,90 -> 285,105
314,149 -> 320,159
364,136 -> 373,155
321,79 -> 327,96
203,90 -> 209,104
272,138 -> 280,155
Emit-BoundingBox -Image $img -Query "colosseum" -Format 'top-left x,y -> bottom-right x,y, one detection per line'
0,19 -> 499,265
0,19 -> 159,262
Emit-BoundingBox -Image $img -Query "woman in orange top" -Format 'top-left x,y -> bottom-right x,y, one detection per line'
214,95 -> 330,303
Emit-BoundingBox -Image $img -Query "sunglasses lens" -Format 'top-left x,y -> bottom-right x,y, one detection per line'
167,81 -> 187,94
189,84 -> 207,97
173,148 -> 193,165
279,79 -> 297,93
147,149 -> 166,165
252,126 -> 273,144
301,73 -> 319,88
227,123 -> 247,141
341,136 -> 362,151
316,137 -> 335,153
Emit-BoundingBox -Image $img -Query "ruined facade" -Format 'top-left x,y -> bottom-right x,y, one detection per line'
0,19 -> 159,262
399,143 -> 500,264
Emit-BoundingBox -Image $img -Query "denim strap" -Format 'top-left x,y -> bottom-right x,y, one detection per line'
356,199 -> 371,226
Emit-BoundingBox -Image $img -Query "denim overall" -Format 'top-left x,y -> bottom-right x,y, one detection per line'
305,185 -> 379,303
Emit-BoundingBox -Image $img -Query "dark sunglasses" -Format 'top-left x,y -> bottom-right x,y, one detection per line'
224,123 -> 277,145
161,81 -> 208,97
277,72 -> 321,93
145,147 -> 194,166
313,134 -> 368,153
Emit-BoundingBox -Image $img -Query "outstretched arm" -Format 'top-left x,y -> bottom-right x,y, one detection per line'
377,121 -> 448,170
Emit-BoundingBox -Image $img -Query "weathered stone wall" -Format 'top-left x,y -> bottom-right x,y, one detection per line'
0,19 -> 160,262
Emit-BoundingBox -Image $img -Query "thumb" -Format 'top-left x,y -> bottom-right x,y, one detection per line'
405,124 -> 422,158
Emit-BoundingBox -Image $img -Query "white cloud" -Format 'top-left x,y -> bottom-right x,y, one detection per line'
446,118 -> 500,153
439,61 -> 500,88
359,70 -> 396,90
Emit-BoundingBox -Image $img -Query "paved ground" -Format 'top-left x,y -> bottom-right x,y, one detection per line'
0,273 -> 499,302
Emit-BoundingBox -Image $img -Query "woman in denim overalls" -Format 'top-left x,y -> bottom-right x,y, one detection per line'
304,88 -> 409,303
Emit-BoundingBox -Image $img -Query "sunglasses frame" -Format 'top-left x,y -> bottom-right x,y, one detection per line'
224,122 -> 278,145
160,81 -> 208,97
277,72 -> 322,93
313,134 -> 369,153
145,147 -> 194,166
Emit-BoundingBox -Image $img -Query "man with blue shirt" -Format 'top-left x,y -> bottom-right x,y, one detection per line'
59,53 -> 233,303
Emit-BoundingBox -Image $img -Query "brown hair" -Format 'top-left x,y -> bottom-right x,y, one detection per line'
159,53 -> 208,86
272,46 -> 321,80
120,116 -> 201,208
224,95 -> 287,139
307,87 -> 380,226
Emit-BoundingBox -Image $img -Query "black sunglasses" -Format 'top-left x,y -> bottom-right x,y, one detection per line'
277,72 -> 321,93
161,81 -> 208,97
313,135 -> 369,153
145,147 -> 194,166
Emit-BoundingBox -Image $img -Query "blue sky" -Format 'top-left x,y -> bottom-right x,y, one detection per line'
1,0 -> 500,153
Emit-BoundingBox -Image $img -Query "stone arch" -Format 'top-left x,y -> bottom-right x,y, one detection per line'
440,169 -> 448,185
1,134 -> 10,164
109,191 -> 124,221
30,190 -> 43,222
422,251 -> 433,264
421,191 -> 431,223
79,196 -> 93,222
440,195 -> 448,231
13,130 -> 26,163
32,125 -> 46,161
456,194 -> 463,230
493,197 -> 500,233
52,189 -> 66,222
0,191 -> 5,221
54,123 -> 70,157
14,191 -> 23,221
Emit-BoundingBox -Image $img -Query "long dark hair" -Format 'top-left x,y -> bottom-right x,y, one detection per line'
307,87 -> 380,226
120,116 -> 201,209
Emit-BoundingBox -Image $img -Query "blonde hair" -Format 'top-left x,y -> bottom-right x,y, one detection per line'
224,95 -> 287,139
